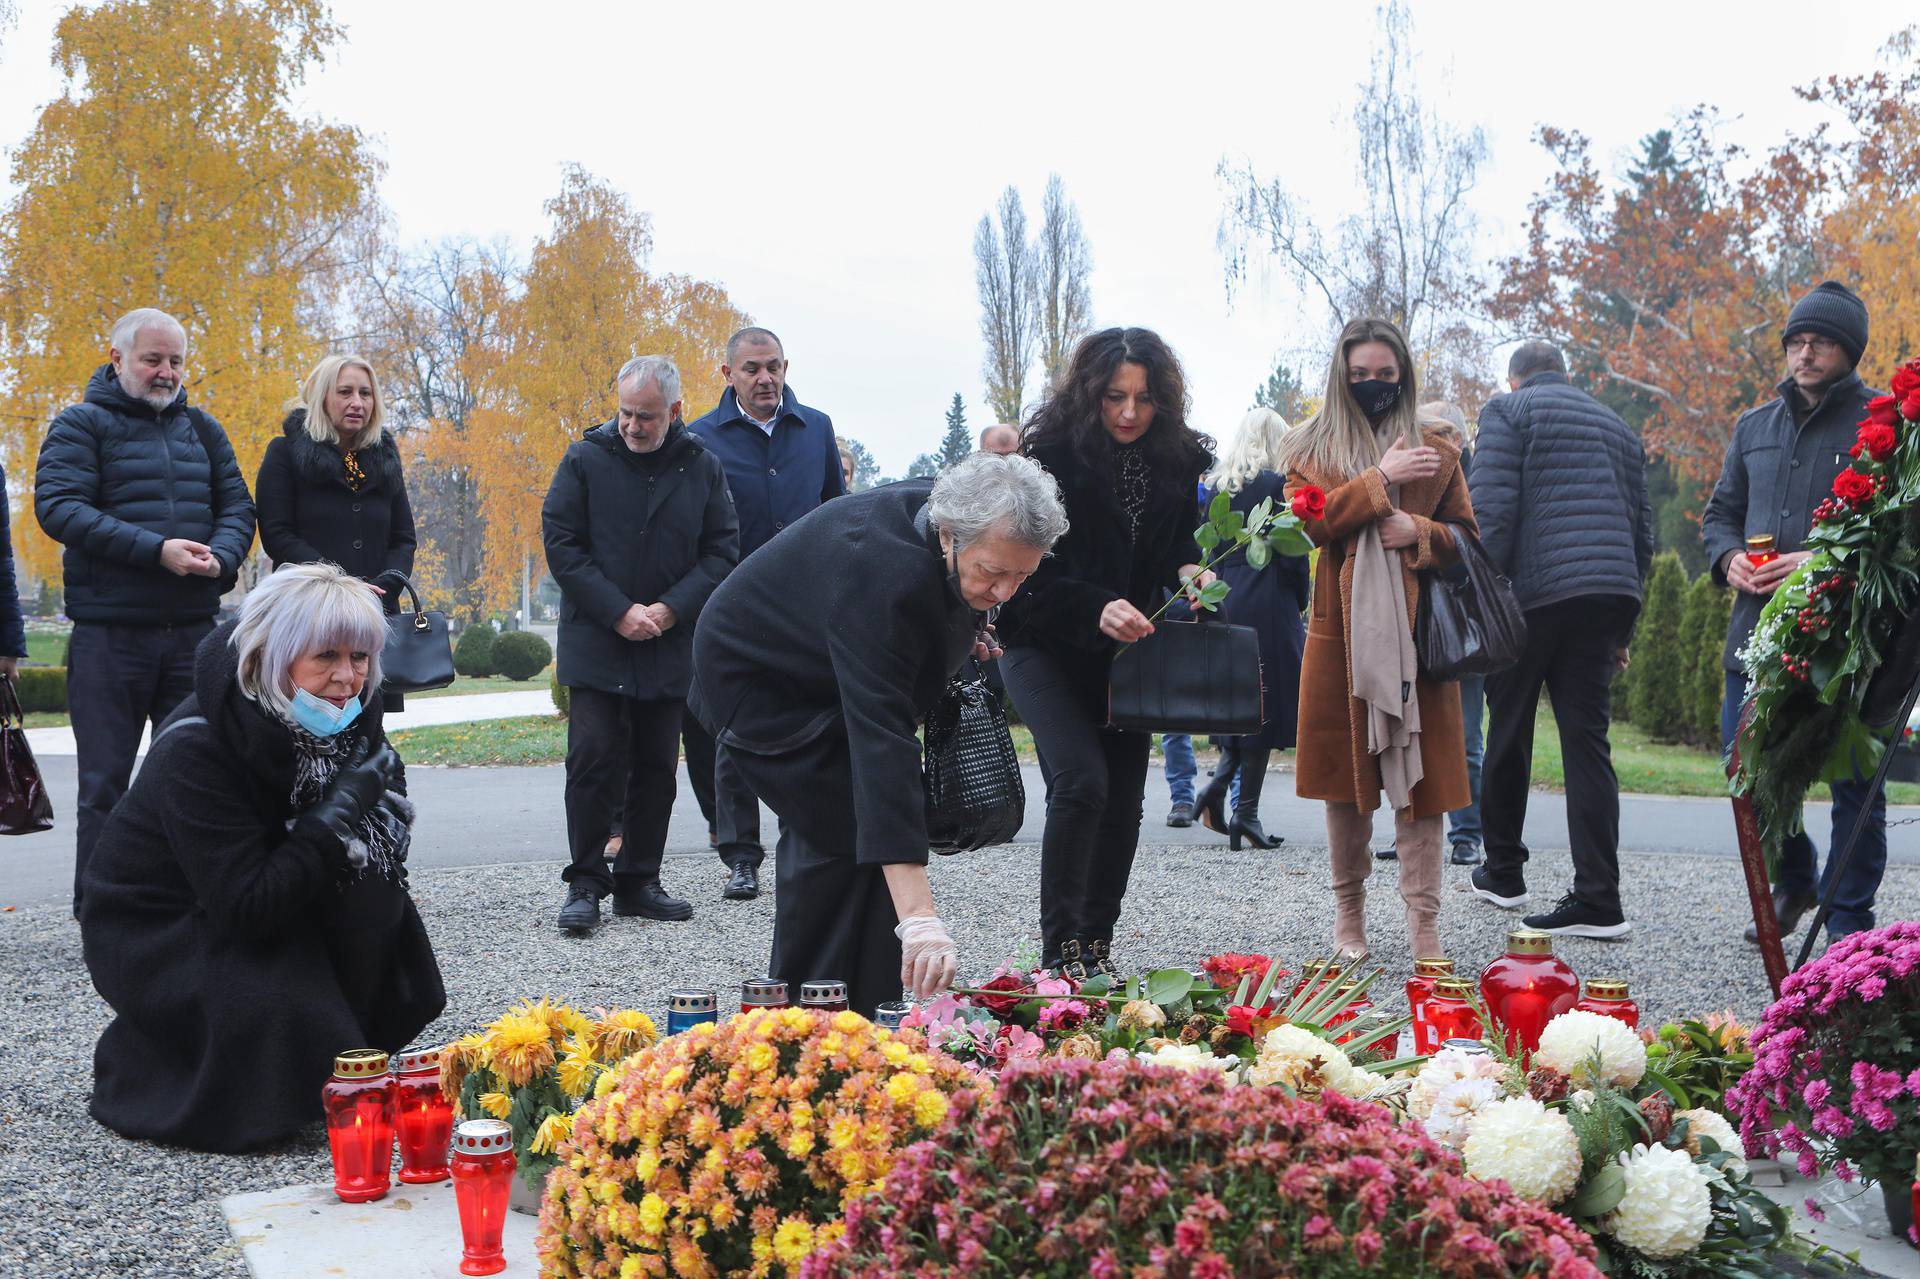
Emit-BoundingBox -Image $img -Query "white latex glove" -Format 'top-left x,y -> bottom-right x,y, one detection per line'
895,914 -> 957,999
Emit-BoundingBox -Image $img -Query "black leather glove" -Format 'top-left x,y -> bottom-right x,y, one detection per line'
303,744 -> 401,847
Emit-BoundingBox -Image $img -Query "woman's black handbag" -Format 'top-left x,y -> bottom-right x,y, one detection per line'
923,665 -> 1025,854
1107,618 -> 1263,735
382,577 -> 456,693
1415,526 -> 1529,680
0,674 -> 54,835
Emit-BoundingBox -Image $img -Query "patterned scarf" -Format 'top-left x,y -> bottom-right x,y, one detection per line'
287,727 -> 412,886
1114,441 -> 1150,541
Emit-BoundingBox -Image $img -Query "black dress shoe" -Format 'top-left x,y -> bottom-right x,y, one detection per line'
1744,888 -> 1820,944
1166,802 -> 1193,828
613,879 -> 694,921
723,864 -> 760,901
1450,842 -> 1482,866
558,884 -> 603,934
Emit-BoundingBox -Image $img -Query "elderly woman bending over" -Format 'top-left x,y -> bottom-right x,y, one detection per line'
691,453 -> 1069,1014
81,563 -> 445,1153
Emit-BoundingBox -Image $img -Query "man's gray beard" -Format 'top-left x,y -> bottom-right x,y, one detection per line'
122,375 -> 178,411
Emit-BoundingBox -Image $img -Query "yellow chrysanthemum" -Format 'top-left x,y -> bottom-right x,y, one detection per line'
885,1072 -> 920,1105
595,1069 -> 619,1099
880,1041 -> 910,1066
778,1008 -> 812,1033
530,1111 -> 573,1156
827,1116 -> 860,1150
744,1042 -> 776,1073
439,1031 -> 488,1100
914,1089 -> 949,1128
639,1192 -> 669,1236
620,1256 -> 647,1279
830,1010 -> 866,1034
558,1046 -> 598,1099
785,1129 -> 815,1158
837,1148 -> 866,1180
771,1219 -> 815,1264
478,1091 -> 513,1120
487,1010 -> 558,1088
636,1147 -> 661,1182
596,1009 -> 661,1061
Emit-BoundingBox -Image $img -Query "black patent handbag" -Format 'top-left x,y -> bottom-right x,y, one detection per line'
1107,618 -> 1264,735
923,663 -> 1025,854
382,576 -> 456,693
1415,526 -> 1528,680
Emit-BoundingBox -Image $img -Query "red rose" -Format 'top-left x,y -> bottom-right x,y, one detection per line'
1866,395 -> 1901,426
1851,421 -> 1897,462
972,973 -> 1029,1016
1891,363 -> 1920,398
1289,485 -> 1327,523
1903,390 -> 1920,422
1833,468 -> 1876,509
1225,1004 -> 1258,1037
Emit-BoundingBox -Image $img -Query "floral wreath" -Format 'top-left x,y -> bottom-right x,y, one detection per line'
1733,357 -> 1920,865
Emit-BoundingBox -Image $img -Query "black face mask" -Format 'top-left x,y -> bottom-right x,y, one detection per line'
1350,379 -> 1402,421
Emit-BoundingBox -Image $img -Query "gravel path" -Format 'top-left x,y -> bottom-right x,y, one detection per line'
5,841 -> 1916,1277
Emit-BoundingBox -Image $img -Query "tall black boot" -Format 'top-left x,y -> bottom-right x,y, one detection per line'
1194,743 -> 1239,836
1228,748 -> 1282,850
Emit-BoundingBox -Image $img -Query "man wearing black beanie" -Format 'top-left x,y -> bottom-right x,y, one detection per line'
1702,279 -> 1886,945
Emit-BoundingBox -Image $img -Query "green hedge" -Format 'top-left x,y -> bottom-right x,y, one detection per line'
453,624 -> 496,678
13,666 -> 67,713
551,674 -> 570,717
493,630 -> 552,681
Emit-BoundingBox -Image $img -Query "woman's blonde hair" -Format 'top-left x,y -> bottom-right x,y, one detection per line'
1417,400 -> 1469,450
1205,407 -> 1291,496
232,563 -> 387,720
294,353 -> 386,448
1275,317 -> 1420,483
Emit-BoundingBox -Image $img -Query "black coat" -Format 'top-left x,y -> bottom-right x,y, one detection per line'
79,624 -> 444,1153
0,464 -> 24,658
34,365 -> 256,624
254,411 -> 417,592
1701,371 -> 1880,672
543,421 -> 739,701
1211,472 -> 1309,752
1469,371 -> 1654,616
689,481 -> 980,865
1000,435 -> 1209,708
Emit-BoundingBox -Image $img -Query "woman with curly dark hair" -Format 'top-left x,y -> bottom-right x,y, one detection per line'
998,327 -> 1214,979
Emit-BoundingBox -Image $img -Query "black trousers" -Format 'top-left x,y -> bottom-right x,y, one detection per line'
561,688 -> 682,896
680,698 -> 764,867
726,728 -> 903,1017
1481,595 -> 1634,911
69,620 -> 211,910
1001,645 -> 1152,959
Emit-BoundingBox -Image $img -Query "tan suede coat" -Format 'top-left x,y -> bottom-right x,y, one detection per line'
1287,428 -> 1477,818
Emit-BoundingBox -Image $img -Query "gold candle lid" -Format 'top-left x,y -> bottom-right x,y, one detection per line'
1433,977 -> 1478,998
1746,534 -> 1776,551
332,1048 -> 390,1078
1584,978 -> 1630,1000
1506,928 -> 1555,955
1413,958 -> 1455,978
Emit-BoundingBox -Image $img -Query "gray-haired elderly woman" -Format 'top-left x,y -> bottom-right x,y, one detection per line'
690,452 -> 1069,1014
80,563 -> 445,1153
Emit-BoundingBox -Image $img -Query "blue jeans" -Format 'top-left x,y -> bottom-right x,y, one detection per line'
1448,674 -> 1486,850
1162,734 -> 1239,809
1722,670 -> 1887,937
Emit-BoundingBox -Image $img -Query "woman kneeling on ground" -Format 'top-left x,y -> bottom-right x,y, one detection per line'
80,562 -> 445,1153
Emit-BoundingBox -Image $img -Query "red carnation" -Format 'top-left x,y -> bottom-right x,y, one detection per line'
1851,421 -> 1897,462
1833,468 -> 1876,510
1866,395 -> 1901,426
1891,363 -> 1920,398
1289,485 -> 1327,523
972,973 -> 1029,1016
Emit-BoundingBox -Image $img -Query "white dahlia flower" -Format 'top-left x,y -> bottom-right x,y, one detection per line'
1532,1010 -> 1647,1088
1422,1077 -> 1502,1149
1407,1045 -> 1506,1119
1461,1097 -> 1583,1204
1142,1042 -> 1239,1082
1606,1143 -> 1713,1259
1677,1108 -> 1747,1175
1255,1024 -> 1383,1098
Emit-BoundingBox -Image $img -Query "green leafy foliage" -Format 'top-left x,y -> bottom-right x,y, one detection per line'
492,630 -> 552,681
1629,554 -> 1689,741
453,623 -> 497,677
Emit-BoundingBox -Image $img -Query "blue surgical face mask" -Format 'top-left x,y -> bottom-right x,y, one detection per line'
290,686 -> 363,737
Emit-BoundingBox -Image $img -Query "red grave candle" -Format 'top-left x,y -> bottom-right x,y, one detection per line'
1424,978 -> 1484,1044
1574,978 -> 1640,1031
1291,960 -> 1342,1001
451,1118 -> 516,1276
322,1049 -> 395,1204
391,1045 -> 454,1184
1406,957 -> 1456,1054
1479,929 -> 1580,1058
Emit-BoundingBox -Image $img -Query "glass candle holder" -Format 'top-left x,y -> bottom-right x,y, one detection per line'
1425,979 -> 1484,1045
1406,957 -> 1455,1054
1746,533 -> 1779,567
873,1001 -> 912,1030
1291,961 -> 1341,1001
740,978 -> 789,1012
1479,929 -> 1579,1058
666,989 -> 718,1036
799,979 -> 850,1013
1574,978 -> 1640,1031
323,1049 -> 395,1204
391,1045 -> 453,1184
451,1119 -> 515,1277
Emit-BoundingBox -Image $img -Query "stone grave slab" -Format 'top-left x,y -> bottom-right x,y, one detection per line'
221,1181 -> 538,1278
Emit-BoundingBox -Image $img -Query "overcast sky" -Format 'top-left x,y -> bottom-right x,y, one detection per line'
1,1 -> 1911,472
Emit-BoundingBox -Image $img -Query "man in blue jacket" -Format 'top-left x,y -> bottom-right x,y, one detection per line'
683,327 -> 843,900
35,308 -> 256,911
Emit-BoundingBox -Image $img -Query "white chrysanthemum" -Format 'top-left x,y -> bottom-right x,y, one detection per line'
1677,1108 -> 1747,1175
1568,1089 -> 1596,1113
1142,1042 -> 1238,1082
1422,1077 -> 1502,1149
1408,1046 -> 1505,1118
1606,1143 -> 1713,1259
1461,1097 -> 1583,1203
1256,1024 -> 1383,1098
1532,1010 -> 1647,1087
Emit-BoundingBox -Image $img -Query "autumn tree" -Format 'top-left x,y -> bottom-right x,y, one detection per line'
1035,174 -> 1093,389
938,393 -> 971,470
840,437 -> 880,492
974,186 -> 1040,424
0,0 -> 381,578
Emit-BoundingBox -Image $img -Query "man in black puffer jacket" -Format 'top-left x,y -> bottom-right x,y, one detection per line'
35,308 -> 256,911
1467,340 -> 1653,940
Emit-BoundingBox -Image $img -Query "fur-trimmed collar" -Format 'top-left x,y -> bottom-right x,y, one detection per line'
280,409 -> 402,492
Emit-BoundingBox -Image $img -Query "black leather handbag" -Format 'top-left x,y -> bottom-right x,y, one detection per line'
382,577 -> 456,693
923,664 -> 1025,854
1415,526 -> 1528,680
1107,618 -> 1264,735
0,674 -> 53,835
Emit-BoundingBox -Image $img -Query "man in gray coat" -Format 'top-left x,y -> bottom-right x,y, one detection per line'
1468,341 -> 1653,939
1701,280 -> 1885,944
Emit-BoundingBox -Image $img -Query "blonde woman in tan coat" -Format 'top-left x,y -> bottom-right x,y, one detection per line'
1280,318 -> 1476,962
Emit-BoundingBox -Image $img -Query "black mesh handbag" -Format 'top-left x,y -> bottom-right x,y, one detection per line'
923,664 -> 1025,854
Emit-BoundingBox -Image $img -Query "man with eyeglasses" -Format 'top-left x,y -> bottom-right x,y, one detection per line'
1702,280 -> 1885,945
